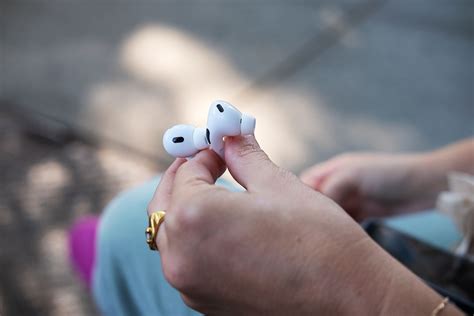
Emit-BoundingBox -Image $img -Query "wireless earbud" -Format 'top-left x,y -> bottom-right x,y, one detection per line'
206,100 -> 256,158
162,124 -> 209,158
162,101 -> 256,158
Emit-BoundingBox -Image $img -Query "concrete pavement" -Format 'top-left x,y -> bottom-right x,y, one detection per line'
0,1 -> 473,315
3,0 -> 471,173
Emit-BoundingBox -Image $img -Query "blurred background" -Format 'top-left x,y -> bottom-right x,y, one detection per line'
0,0 -> 473,315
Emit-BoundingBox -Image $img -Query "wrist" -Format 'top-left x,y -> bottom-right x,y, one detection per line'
334,237 -> 397,315
376,254 -> 463,315
413,139 -> 474,194
307,233 -> 396,315
409,152 -> 449,201
338,238 -> 462,315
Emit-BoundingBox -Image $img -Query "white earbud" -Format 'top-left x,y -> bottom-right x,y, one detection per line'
206,100 -> 256,158
162,101 -> 256,159
162,124 -> 209,158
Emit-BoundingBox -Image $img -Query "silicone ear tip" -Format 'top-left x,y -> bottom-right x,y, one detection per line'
240,113 -> 256,135
193,127 -> 209,150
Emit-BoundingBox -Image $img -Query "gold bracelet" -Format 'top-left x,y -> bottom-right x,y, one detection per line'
431,297 -> 449,316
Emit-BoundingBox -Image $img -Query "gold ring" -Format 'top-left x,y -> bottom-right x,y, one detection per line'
145,211 -> 166,251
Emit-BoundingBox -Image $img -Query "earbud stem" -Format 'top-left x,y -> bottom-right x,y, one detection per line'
193,127 -> 209,150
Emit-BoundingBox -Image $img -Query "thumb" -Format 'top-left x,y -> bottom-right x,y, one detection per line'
224,135 -> 279,191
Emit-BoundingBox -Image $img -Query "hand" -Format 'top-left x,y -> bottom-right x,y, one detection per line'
147,136 -> 451,315
300,153 -> 445,221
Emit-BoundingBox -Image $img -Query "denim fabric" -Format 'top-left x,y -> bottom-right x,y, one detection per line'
385,211 -> 462,252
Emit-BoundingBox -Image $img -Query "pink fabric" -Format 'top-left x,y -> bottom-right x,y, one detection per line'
68,216 -> 99,289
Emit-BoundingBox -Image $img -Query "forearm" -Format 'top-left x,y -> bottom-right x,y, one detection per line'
413,138 -> 474,198
376,250 -> 462,315
343,240 -> 463,315
430,138 -> 474,175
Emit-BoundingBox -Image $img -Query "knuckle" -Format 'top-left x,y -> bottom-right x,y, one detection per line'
171,193 -> 207,232
237,140 -> 268,161
273,165 -> 298,184
162,255 -> 195,291
180,295 -> 203,312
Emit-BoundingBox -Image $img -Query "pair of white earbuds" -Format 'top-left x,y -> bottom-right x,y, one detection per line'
163,101 -> 256,159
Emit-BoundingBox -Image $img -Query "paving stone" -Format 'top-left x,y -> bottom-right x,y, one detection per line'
234,0 -> 474,172
1,0 -> 371,163
1,1 -> 472,314
0,109 -> 159,316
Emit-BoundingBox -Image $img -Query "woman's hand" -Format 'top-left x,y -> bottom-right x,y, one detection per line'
299,152 -> 448,221
147,136 -> 454,315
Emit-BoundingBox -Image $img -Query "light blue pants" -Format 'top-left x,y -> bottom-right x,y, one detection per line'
93,177 -> 462,316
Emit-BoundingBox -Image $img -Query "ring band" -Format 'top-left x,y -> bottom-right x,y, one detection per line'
146,211 -> 166,251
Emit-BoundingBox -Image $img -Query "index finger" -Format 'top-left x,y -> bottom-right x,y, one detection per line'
147,158 -> 187,216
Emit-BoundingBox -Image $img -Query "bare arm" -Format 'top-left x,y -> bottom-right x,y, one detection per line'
300,138 -> 474,220
418,138 -> 474,192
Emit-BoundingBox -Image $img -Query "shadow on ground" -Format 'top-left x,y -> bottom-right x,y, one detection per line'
0,107 -> 161,315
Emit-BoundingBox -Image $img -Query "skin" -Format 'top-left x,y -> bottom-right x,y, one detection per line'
148,135 -> 466,315
300,138 -> 474,221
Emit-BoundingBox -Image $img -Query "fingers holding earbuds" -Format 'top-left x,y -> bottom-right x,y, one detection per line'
224,135 -> 279,192
207,100 -> 256,158
173,149 -> 226,192
163,124 -> 209,158
163,101 -> 256,159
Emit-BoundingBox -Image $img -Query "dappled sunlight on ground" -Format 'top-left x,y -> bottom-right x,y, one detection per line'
83,22 -> 421,170
2,1 -> 471,314
23,160 -> 72,220
0,110 -> 158,315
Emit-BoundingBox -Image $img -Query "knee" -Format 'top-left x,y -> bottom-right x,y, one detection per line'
98,178 -> 161,252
